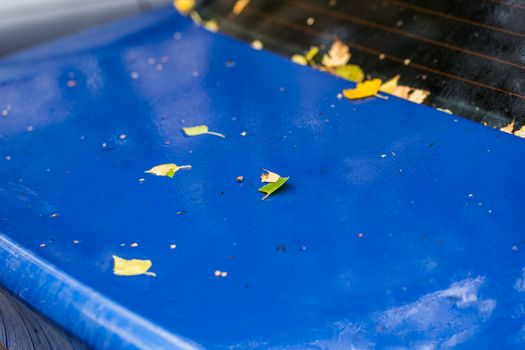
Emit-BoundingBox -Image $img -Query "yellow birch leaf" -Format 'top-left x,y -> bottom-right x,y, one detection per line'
343,79 -> 382,100
322,40 -> 351,67
113,255 -> 156,277
173,0 -> 195,14
332,65 -> 364,82
500,120 -> 515,134
232,0 -> 250,15
145,164 -> 191,178
292,55 -> 308,65
182,125 -> 225,138
380,75 -> 401,93
261,169 -> 281,183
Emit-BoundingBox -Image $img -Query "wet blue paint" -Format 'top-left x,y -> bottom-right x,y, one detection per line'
0,7 -> 524,350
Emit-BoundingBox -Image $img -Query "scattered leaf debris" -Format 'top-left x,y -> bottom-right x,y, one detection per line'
113,255 -> 156,277
232,0 -> 250,16
258,169 -> 289,200
145,164 -> 191,178
214,270 -> 228,278
182,125 -> 225,138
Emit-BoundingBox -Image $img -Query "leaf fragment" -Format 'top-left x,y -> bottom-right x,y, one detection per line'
332,64 -> 364,82
322,40 -> 351,67
291,55 -> 308,66
379,75 -> 400,93
514,124 -> 525,138
113,255 -> 156,277
182,125 -> 225,138
173,0 -> 195,14
343,79 -> 382,100
500,120 -> 515,134
232,0 -> 250,15
259,176 -> 289,201
304,46 -> 320,64
260,169 -> 281,183
145,164 -> 191,178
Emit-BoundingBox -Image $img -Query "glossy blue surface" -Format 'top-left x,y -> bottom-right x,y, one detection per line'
1,8 -> 525,350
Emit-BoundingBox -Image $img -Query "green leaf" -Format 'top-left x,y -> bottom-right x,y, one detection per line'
182,125 -> 225,138
332,65 -> 365,82
258,176 -> 289,200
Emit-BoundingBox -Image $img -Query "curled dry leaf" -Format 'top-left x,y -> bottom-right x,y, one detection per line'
322,40 -> 351,67
391,85 -> 430,104
182,125 -> 225,138
261,169 -> 281,183
113,255 -> 156,277
500,120 -> 514,134
343,79 -> 382,100
232,0 -> 250,15
173,0 -> 195,14
514,124 -> 525,138
145,164 -> 191,178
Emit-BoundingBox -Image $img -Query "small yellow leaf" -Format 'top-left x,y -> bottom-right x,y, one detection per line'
173,0 -> 195,14
500,120 -> 515,134
322,40 -> 351,67
232,0 -> 250,15
113,255 -> 156,277
261,169 -> 281,183
332,64 -> 364,82
182,125 -> 225,138
291,55 -> 308,66
203,20 -> 219,32
145,164 -> 191,178
343,79 -> 382,100
379,75 -> 400,93
305,46 -> 320,63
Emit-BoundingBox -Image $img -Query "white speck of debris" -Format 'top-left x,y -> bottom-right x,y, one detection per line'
240,131 -> 247,136
27,126 -> 34,132
39,243 -> 46,248
119,134 -> 127,140
478,202 -> 483,206
330,104 -> 335,108
403,58 -> 411,65
50,212 -> 59,218
380,154 -> 387,158
5,155 -> 11,161
120,243 -> 126,247
130,72 -> 139,79
488,209 -> 493,214
173,32 -> 182,40
251,40 -> 263,50
138,178 -> 145,183
214,270 -> 221,277
130,242 -> 138,248
396,20 -> 403,27
192,71 -> 200,77
306,17 -> 315,25
337,93 -> 343,99
220,271 -> 228,277
169,244 -> 177,249
512,245 -> 519,251
156,64 -> 163,71
391,151 -> 397,156
379,53 -> 385,60
147,57 -> 155,65
101,142 -> 107,148
73,240 -> 80,244
468,193 -> 474,198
